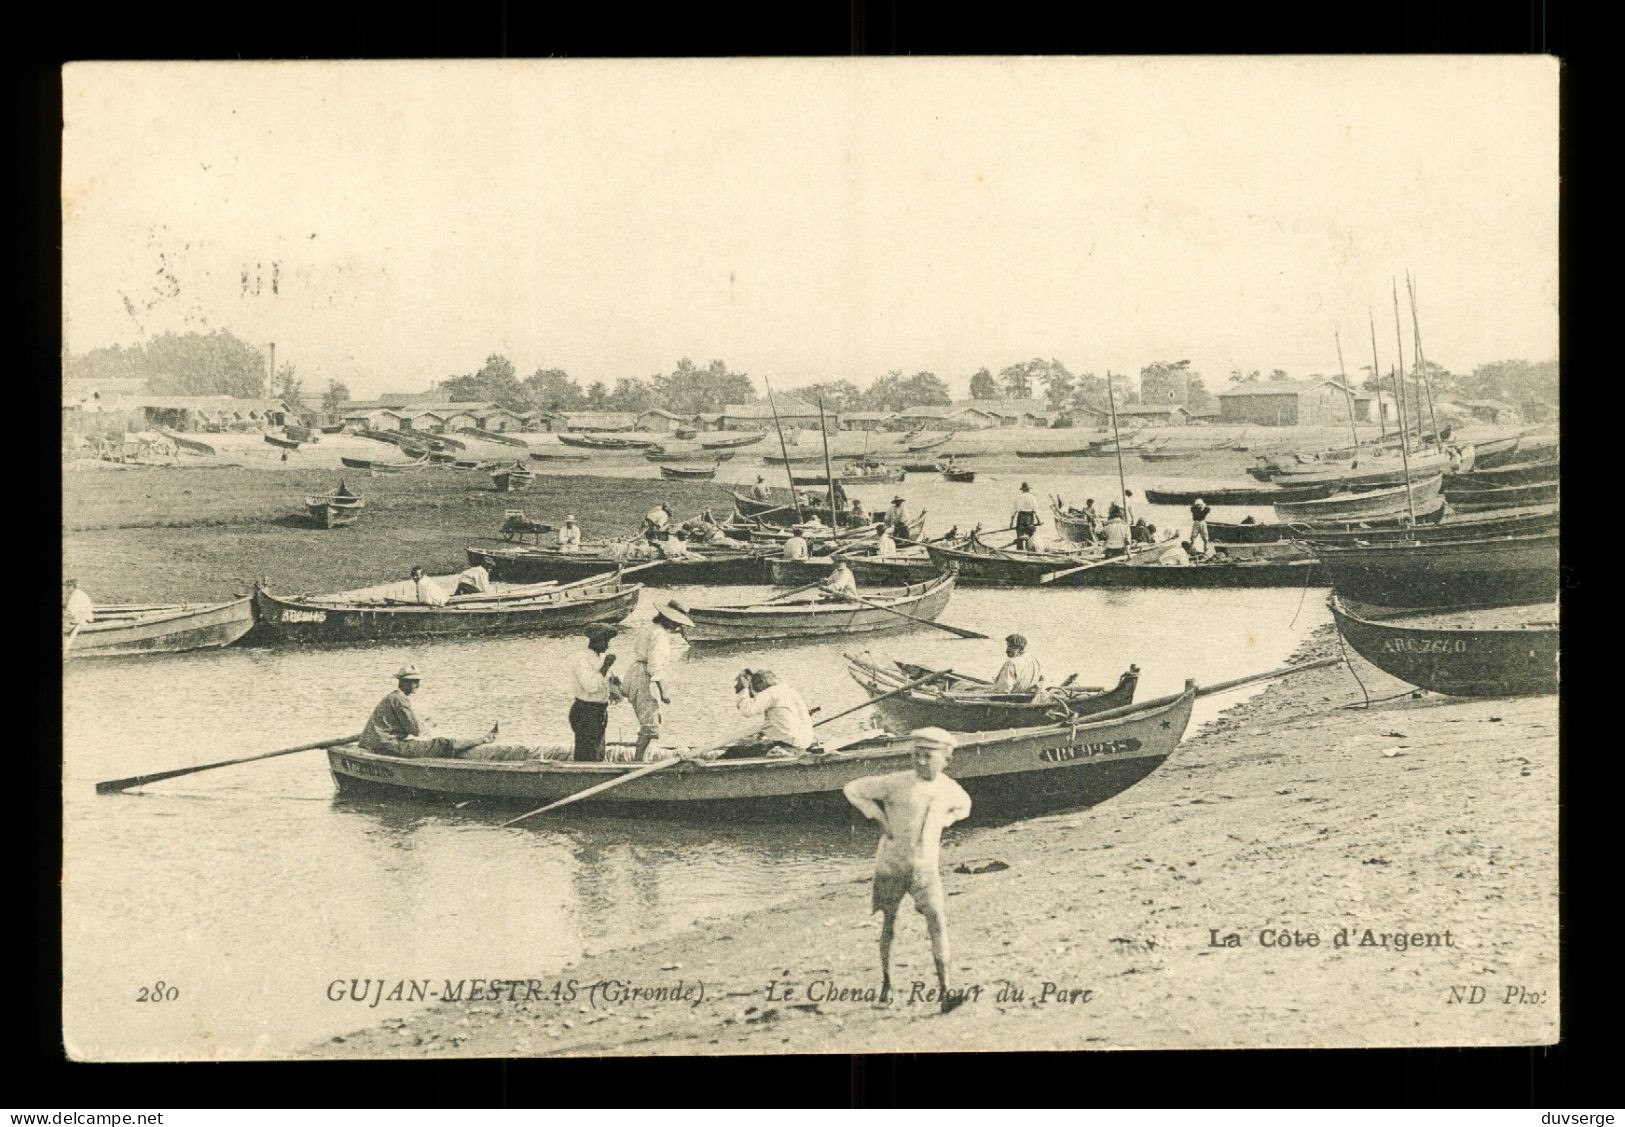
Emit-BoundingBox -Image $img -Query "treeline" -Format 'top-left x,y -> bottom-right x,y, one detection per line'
1229,358 -> 1560,409
440,356 -> 757,415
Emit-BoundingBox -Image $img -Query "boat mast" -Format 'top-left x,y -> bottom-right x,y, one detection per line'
1407,271 -> 1443,449
817,397 -> 839,527
1368,309 -> 1388,441
765,378 -> 803,523
1106,370 -> 1130,522
1334,328 -> 1359,453
1392,279 -> 1413,454
1390,364 -> 1417,524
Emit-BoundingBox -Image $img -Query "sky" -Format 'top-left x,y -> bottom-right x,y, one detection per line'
62,57 -> 1559,400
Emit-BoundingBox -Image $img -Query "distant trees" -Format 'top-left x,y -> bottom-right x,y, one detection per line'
968,368 -> 998,399
522,368 -> 584,412
273,363 -> 303,406
790,380 -> 865,413
63,330 -> 268,398
859,370 -> 953,412
321,379 -> 350,418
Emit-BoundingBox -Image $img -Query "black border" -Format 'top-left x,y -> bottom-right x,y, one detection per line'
22,0 -> 1595,1108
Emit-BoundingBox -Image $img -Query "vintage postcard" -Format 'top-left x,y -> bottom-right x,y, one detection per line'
61,57 -> 1559,1060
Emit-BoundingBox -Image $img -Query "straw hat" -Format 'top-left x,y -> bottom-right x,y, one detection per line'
654,600 -> 695,628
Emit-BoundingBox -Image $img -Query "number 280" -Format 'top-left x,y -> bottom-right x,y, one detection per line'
136,981 -> 179,1002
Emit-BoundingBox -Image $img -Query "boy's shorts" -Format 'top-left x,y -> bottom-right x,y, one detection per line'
872,866 -> 945,917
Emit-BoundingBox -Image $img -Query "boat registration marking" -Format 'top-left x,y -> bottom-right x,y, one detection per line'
1381,638 -> 1468,654
337,756 -> 395,779
1039,737 -> 1142,763
281,608 -> 327,624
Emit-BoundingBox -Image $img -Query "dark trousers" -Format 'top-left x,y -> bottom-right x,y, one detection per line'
1103,546 -> 1128,559
570,699 -> 609,761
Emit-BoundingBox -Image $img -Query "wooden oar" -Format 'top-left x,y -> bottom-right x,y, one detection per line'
502,668 -> 953,825
96,732 -> 365,795
836,591 -> 989,640
63,624 -> 83,654
1059,656 -> 1348,727
764,576 -> 835,604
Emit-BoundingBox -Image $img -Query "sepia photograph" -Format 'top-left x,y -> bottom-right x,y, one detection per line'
59,56 -> 1559,1061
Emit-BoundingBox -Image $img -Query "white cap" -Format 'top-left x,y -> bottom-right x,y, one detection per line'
394,664 -> 423,681
910,726 -> 957,751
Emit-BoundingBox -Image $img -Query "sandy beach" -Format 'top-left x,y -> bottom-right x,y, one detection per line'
310,625 -> 1559,1057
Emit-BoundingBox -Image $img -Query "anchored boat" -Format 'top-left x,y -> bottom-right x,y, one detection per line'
1328,595 -> 1557,696
846,655 -> 1140,731
64,597 -> 256,658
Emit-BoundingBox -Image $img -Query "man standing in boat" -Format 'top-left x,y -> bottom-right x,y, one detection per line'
625,601 -> 692,761
1188,498 -> 1211,555
885,494 -> 911,530
750,476 -> 771,501
992,633 -> 1043,692
569,625 -> 623,761
1101,505 -> 1131,559
557,514 -> 582,553
843,727 -> 973,1013
360,665 -> 504,759
1011,483 -> 1042,551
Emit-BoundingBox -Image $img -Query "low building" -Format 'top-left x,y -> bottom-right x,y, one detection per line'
476,407 -> 524,433
557,411 -> 637,433
1217,380 -> 1384,427
719,399 -> 826,431
400,409 -> 448,433
636,408 -> 688,433
946,405 -> 1004,429
121,396 -> 294,432
891,406 -> 956,431
840,411 -> 899,431
689,412 -> 725,432
343,407 -> 406,431
948,398 -> 1050,427
1113,404 -> 1192,427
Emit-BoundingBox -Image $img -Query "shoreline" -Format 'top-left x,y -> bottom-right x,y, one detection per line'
308,624 -> 1559,1057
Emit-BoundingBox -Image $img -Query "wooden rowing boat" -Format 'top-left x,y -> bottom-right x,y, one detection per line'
1468,434 -> 1522,469
939,464 -> 976,482
659,464 -> 720,480
466,542 -> 773,585
1144,483 -> 1339,506
251,571 -> 641,643
304,484 -> 364,528
319,424 -> 345,434
558,433 -> 657,449
325,681 -> 1196,822
923,535 -> 1164,587
1272,476 -> 1443,522
339,455 -> 431,473
1445,459 -> 1559,490
682,572 -> 958,643
1329,595 -> 1557,697
1271,446 -> 1466,488
1311,530 -> 1560,609
761,451 -> 830,465
674,428 -> 699,440
766,556 -> 836,586
491,466 -> 536,492
700,433 -> 766,449
1441,480 -> 1559,512
790,466 -> 905,485
64,596 -> 256,659
846,655 -> 1140,732
905,432 -> 954,452
264,432 -> 302,451
646,448 -> 737,463
1210,501 -> 1449,544
1138,449 -> 1202,462
1014,448 -> 1094,459
1064,550 -> 1323,588
727,490 -> 876,529
1291,505 -> 1558,545
529,449 -> 591,462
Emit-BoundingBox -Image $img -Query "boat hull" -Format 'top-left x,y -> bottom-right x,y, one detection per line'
66,597 -> 255,658
1446,460 -> 1559,489
327,684 -> 1193,822
1442,480 -> 1559,511
252,579 -> 640,643
1313,532 -> 1560,608
683,574 -> 957,643
305,501 -> 362,529
1073,556 -> 1323,588
1273,476 -> 1442,521
466,544 -> 771,586
1292,505 -> 1558,545
1329,596 -> 1558,696
1145,483 -> 1337,506
849,660 -> 1140,732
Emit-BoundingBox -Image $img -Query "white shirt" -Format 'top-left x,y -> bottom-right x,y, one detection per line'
876,534 -> 897,558
558,524 -> 581,551
1013,492 -> 1039,514
825,568 -> 858,599
886,503 -> 910,526
457,565 -> 491,593
751,483 -> 770,500
1159,545 -> 1191,566
843,770 -> 972,874
993,652 -> 1043,691
783,535 -> 810,560
737,683 -> 815,748
65,588 -> 95,625
1102,519 -> 1130,549
571,649 -> 616,702
634,626 -> 673,682
413,576 -> 449,606
645,508 -> 670,530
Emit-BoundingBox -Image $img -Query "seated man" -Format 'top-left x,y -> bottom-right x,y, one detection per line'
720,669 -> 815,759
992,633 -> 1043,692
63,577 -> 95,629
453,563 -> 491,595
557,515 -> 582,552
410,565 -> 450,606
821,559 -> 859,601
1131,518 -> 1157,545
359,666 -> 521,760
783,528 -> 811,561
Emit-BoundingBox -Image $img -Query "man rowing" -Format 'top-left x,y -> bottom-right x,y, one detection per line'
842,727 -> 973,1013
992,633 -> 1043,692
360,665 -> 518,759
722,669 -> 814,759
783,527 -> 811,561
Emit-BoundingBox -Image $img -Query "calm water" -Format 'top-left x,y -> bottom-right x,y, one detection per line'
63,467 -> 1327,1058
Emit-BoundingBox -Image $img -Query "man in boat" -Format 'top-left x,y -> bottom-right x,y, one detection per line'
831,480 -> 849,512
1188,498 -> 1212,555
1011,482 -> 1042,551
721,669 -> 815,759
842,727 -> 973,1013
63,577 -> 95,628
453,563 -> 491,595
359,666 -> 510,759
626,601 -> 692,761
643,503 -> 674,542
821,559 -> 860,601
409,566 -> 450,606
875,525 -> 899,558
885,494 -> 911,530
783,527 -> 811,561
557,515 -> 582,553
1101,505 -> 1131,559
657,529 -> 696,559
849,495 -> 868,527
569,625 -> 624,762
1082,499 -> 1100,535
750,476 -> 771,501
1131,517 -> 1157,545
992,633 -> 1043,692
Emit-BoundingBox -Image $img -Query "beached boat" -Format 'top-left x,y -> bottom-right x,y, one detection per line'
491,466 -> 536,492
762,451 -> 831,466
844,552 -> 939,586
645,448 -> 737,463
1211,501 -> 1449,544
659,464 -> 720,480
1138,449 -> 1201,462
727,490 -> 872,529
905,432 -> 954,452
319,423 -> 345,435
846,655 -> 1140,732
1444,460 -> 1559,490
264,432 -> 302,451
527,450 -> 591,463
1062,550 -> 1323,588
466,541 -> 773,586
1272,447 -> 1467,489
1311,530 -> 1560,608
1013,448 -> 1094,460
1273,476 -> 1443,522
790,466 -> 905,486
339,455 -> 431,473
901,461 -> 942,473
766,556 -> 836,586
939,463 -> 976,483
1144,483 -> 1339,506
700,433 -> 766,450
304,483 -> 364,529
252,571 -> 640,643
674,428 -> 699,440
1328,596 -> 1558,697
923,534 -> 1166,587
1441,480 -> 1559,512
557,434 -> 657,450
1468,435 -> 1522,469
325,682 -> 1196,822
64,596 -> 256,659
1293,505 -> 1558,546
682,572 -> 958,643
